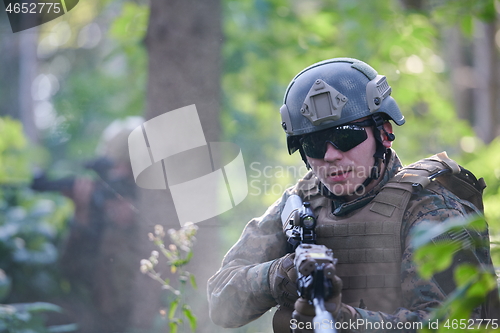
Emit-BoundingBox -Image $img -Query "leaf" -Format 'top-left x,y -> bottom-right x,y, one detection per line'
182,305 -> 197,332
428,279 -> 473,321
467,216 -> 487,231
429,266 -> 498,323
13,302 -> 62,314
168,299 -> 179,320
47,324 -> 79,332
411,215 -> 484,250
171,258 -> 190,267
453,264 -> 477,286
466,271 -> 497,299
189,273 -> 197,290
414,242 -> 459,279
169,321 -> 178,333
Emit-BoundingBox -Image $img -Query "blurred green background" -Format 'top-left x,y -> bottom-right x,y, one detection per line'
0,0 -> 499,332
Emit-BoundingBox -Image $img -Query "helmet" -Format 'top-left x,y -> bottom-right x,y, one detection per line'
280,58 -> 405,155
96,116 -> 144,163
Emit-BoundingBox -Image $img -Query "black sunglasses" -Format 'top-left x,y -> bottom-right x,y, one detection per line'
300,124 -> 369,159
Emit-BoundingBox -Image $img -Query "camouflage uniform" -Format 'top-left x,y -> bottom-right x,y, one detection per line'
207,149 -> 493,332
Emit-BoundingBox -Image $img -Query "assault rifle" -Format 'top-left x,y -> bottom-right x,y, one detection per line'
31,157 -> 114,194
281,194 -> 338,333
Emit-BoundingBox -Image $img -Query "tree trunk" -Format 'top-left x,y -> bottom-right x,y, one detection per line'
0,18 -> 20,119
0,16 -> 38,143
18,28 -> 39,143
130,1 -> 223,332
472,19 -> 498,143
443,26 -> 474,124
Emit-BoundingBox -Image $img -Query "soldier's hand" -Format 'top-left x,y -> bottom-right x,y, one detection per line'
269,253 -> 299,308
328,272 -> 343,318
292,270 -> 343,316
323,274 -> 359,327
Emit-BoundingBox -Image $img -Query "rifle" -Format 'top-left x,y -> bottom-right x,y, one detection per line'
31,157 -> 114,194
281,194 -> 338,333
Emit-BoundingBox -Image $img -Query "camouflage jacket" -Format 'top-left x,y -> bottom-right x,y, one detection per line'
207,150 -> 493,332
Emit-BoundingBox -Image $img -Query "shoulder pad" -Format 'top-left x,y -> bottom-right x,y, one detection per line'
389,151 -> 459,191
388,151 -> 485,212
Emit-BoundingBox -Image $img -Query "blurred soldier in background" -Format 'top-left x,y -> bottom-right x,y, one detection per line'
32,117 -> 143,333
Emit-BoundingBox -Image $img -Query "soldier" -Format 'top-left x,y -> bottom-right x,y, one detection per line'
33,117 -> 143,332
207,58 -> 498,332
64,117 -> 144,333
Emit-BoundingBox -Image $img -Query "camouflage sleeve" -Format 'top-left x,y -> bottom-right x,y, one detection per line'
348,184 -> 488,332
207,190 -> 291,328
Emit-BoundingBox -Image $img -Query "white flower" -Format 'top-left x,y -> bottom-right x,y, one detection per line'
140,259 -> 153,270
154,225 -> 165,237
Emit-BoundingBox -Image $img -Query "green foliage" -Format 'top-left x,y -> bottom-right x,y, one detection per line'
0,118 -> 30,185
415,241 -> 460,280
0,118 -> 75,331
0,118 -> 73,301
221,0 -> 474,220
413,215 -> 499,332
45,1 -> 147,173
431,0 -> 497,31
109,2 -> 149,45
0,187 -> 73,301
0,302 -> 77,333
140,223 -> 198,333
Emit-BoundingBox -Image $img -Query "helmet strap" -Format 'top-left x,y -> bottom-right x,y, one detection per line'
299,147 -> 311,169
363,114 -> 392,185
354,114 -> 392,192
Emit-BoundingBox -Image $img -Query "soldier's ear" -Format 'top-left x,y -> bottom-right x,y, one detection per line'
381,122 -> 393,148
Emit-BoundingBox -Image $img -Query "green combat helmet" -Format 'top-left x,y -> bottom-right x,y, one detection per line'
280,58 -> 405,191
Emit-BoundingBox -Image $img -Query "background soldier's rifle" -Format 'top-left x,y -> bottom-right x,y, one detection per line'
31,157 -> 115,194
30,157 -> 132,236
281,194 -> 338,333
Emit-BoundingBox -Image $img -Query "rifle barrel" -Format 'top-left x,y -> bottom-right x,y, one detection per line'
313,297 -> 337,333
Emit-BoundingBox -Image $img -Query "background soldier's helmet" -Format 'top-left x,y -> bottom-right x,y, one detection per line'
96,116 -> 144,164
280,57 -> 405,155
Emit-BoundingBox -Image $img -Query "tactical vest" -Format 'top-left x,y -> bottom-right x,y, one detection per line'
305,190 -> 406,312
273,152 -> 489,331
296,169 -> 413,313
